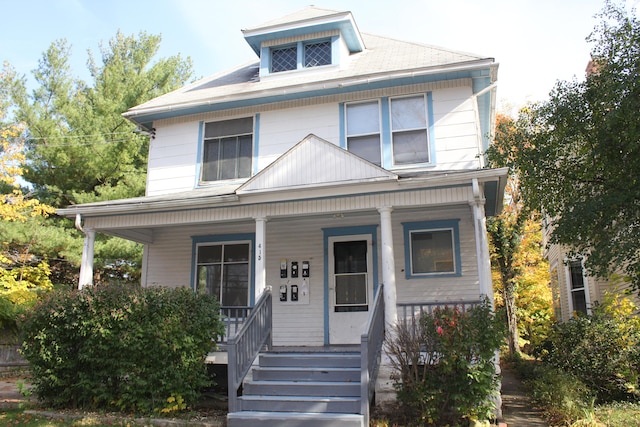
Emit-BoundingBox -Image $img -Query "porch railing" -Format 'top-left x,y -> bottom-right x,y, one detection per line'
397,300 -> 482,326
360,284 -> 385,425
218,306 -> 252,344
227,288 -> 272,413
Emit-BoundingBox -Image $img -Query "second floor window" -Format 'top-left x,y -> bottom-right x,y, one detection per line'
391,95 -> 429,164
346,101 -> 381,166
202,117 -> 253,182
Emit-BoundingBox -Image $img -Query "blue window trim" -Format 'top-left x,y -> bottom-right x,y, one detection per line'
340,92 -> 436,169
195,116 -> 257,188
402,219 -> 461,279
321,224 -> 379,345
264,38 -> 334,75
190,233 -> 256,305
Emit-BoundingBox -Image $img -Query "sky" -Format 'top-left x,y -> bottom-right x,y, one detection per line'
1,0 -> 636,113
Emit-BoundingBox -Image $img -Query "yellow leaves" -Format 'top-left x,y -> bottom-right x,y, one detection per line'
0,189 -> 56,222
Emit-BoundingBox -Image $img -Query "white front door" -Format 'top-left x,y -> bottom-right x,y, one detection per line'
328,235 -> 374,344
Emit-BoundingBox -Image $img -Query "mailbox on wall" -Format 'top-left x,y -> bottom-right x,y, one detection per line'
279,260 -> 310,305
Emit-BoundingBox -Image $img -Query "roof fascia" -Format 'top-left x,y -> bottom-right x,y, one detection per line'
242,11 -> 364,55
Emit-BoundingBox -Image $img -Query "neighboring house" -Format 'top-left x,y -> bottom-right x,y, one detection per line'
544,226 -> 639,322
57,7 -> 506,426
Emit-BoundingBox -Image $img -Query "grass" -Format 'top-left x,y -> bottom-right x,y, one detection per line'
594,401 -> 640,427
0,408 -> 112,426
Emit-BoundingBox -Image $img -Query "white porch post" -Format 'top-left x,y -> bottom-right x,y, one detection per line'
254,216 -> 267,299
378,206 -> 397,326
471,178 -> 493,303
78,229 -> 95,290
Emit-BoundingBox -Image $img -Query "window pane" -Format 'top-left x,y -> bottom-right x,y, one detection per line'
334,241 -> 367,274
197,265 -> 221,296
569,261 -> 585,290
220,137 -> 238,180
348,135 -> 381,166
222,264 -> 249,306
272,46 -> 297,72
224,244 -> 250,262
347,102 -> 379,135
393,130 -> 429,164
411,230 -> 454,274
335,274 -> 367,305
238,135 -> 253,178
205,118 -> 253,138
198,245 -> 222,263
305,41 -> 331,67
202,140 -> 220,181
391,96 -> 427,130
571,290 -> 587,314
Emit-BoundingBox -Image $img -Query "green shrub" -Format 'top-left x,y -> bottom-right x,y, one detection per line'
542,293 -> 640,403
19,283 -> 224,413
386,298 -> 504,426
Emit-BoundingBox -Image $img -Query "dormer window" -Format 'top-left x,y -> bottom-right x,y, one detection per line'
269,39 -> 332,73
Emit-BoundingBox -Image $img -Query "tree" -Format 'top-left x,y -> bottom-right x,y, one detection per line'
488,114 -> 553,356
6,32 -> 193,285
494,1 -> 640,291
0,66 -> 55,337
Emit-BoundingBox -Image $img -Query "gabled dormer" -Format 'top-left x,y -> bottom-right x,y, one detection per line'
241,6 -> 364,78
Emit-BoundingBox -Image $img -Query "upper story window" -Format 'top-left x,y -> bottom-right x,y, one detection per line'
391,95 -> 429,164
202,117 -> 253,182
346,101 -> 381,166
344,93 -> 433,169
270,39 -> 332,73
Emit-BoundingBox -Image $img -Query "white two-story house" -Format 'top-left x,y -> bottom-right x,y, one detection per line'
58,7 -> 505,426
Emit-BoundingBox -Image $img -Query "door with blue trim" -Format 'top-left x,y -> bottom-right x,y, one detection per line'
328,234 -> 374,344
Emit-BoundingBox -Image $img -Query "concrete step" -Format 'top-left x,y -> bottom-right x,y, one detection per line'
252,366 -> 360,382
238,394 -> 360,413
227,411 -> 365,427
259,352 -> 360,368
243,379 -> 361,397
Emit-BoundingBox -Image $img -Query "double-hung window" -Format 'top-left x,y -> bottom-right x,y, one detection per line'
270,39 -> 332,73
391,95 -> 429,164
403,220 -> 461,278
568,260 -> 588,315
346,101 -> 382,166
196,242 -> 250,307
344,94 -> 432,168
202,117 -> 253,182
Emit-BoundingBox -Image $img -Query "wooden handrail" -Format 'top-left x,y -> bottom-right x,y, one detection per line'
360,284 -> 385,425
227,289 -> 272,412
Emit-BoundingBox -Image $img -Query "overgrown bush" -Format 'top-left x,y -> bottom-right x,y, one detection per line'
19,283 -> 225,413
541,292 -> 640,403
386,298 -> 504,426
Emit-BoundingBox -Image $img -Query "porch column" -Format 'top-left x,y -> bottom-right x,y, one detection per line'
378,206 -> 397,326
471,178 -> 493,303
78,229 -> 95,290
254,216 -> 268,299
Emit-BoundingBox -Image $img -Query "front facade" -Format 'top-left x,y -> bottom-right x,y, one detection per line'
58,7 -> 505,425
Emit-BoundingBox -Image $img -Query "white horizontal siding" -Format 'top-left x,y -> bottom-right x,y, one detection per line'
146,122 -> 199,196
257,104 -> 340,171
138,203 -> 481,345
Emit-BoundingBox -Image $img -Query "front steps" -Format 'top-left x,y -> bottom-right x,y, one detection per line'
227,351 -> 366,427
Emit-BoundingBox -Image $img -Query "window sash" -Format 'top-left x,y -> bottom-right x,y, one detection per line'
391,95 -> 429,165
304,40 -> 331,67
410,229 -> 455,275
346,101 -> 381,165
271,46 -> 297,73
196,243 -> 250,306
569,261 -> 588,314
202,118 -> 253,182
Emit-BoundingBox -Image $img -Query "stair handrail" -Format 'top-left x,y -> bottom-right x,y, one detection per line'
360,284 -> 385,424
227,287 -> 272,413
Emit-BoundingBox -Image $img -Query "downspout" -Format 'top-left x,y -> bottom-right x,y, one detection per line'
75,214 -> 95,290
